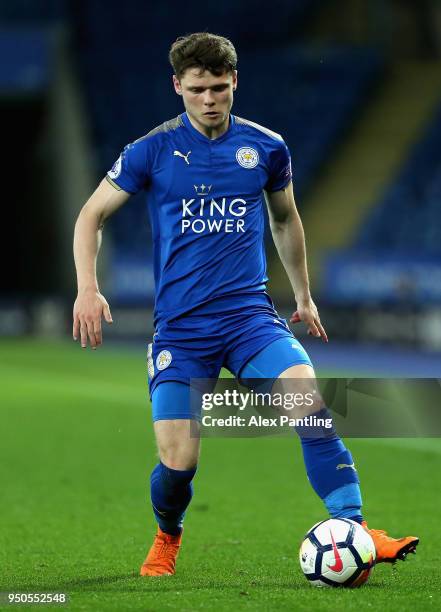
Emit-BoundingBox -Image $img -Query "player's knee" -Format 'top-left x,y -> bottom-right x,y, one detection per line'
272,366 -> 324,418
158,442 -> 199,471
160,454 -> 198,471
154,418 -> 200,470
278,363 -> 315,379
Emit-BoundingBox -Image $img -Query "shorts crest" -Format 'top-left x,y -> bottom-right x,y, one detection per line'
156,349 -> 172,371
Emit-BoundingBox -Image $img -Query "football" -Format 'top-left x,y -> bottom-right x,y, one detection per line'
299,518 -> 376,587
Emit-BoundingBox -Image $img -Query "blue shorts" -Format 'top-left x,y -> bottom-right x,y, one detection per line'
147,294 -> 313,421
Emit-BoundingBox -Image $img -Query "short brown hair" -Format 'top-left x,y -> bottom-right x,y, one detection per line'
169,32 -> 237,79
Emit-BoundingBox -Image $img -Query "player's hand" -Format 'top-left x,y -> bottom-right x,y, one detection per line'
290,298 -> 328,343
73,289 -> 113,350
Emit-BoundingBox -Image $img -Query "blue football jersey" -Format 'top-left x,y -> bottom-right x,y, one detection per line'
107,112 -> 292,325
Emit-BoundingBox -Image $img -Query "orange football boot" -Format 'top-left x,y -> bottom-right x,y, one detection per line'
362,521 -> 419,563
140,527 -> 182,576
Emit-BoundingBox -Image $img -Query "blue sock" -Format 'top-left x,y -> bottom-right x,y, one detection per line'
298,409 -> 363,523
150,462 -> 197,535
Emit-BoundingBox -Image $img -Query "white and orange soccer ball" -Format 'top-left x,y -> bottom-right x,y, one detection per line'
299,518 -> 376,587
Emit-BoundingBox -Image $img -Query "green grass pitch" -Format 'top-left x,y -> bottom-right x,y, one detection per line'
1,338 -> 440,611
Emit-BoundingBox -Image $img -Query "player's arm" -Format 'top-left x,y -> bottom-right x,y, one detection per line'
73,178 -> 130,349
265,181 -> 328,342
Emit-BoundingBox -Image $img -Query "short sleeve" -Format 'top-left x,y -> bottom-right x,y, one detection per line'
265,140 -> 292,192
106,139 -> 150,194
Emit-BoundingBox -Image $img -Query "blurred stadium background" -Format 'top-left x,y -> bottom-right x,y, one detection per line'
2,0 -> 441,374
2,3 -> 441,608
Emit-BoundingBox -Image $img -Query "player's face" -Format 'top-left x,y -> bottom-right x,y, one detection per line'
173,68 -> 237,136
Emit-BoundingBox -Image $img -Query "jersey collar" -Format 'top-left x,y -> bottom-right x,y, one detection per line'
182,112 -> 235,144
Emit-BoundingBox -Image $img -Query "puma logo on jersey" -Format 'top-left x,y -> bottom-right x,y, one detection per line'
336,463 -> 356,470
174,150 -> 191,165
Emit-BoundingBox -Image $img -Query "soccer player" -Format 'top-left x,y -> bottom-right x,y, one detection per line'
73,32 -> 419,576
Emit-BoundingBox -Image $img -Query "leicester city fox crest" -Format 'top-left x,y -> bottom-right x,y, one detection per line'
236,147 -> 259,169
156,350 -> 172,371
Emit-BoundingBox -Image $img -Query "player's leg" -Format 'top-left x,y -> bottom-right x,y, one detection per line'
151,426 -> 199,536
277,361 -> 364,525
141,382 -> 200,576
241,343 -> 363,523
240,337 -> 419,562
278,361 -> 419,562
141,316 -> 224,575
